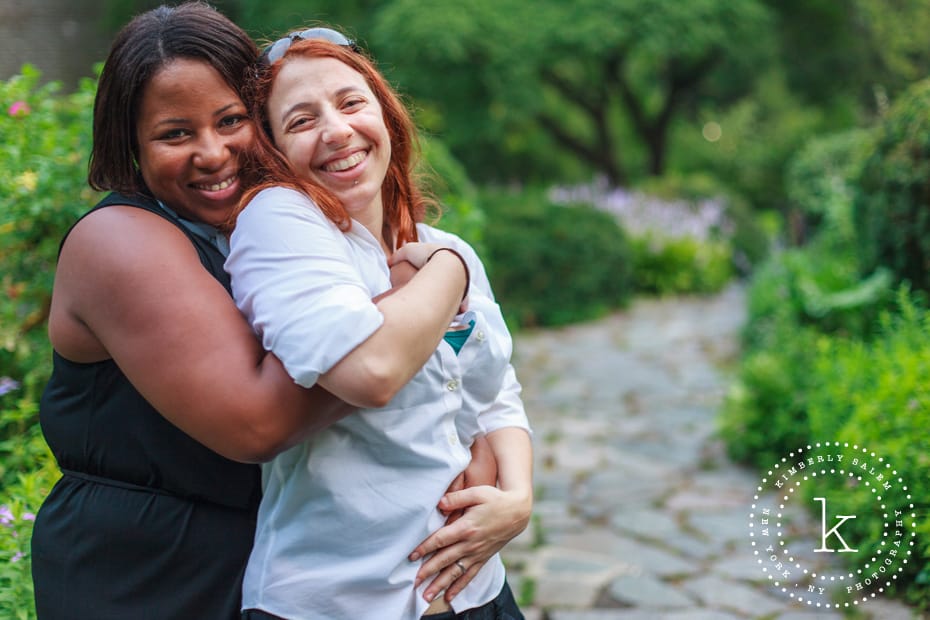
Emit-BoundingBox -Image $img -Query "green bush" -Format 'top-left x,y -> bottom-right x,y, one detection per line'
0,66 -> 99,399
0,460 -> 58,620
637,171 -> 772,274
720,239 -> 893,470
722,290 -> 930,607
719,318 -> 820,469
418,134 -> 486,251
629,235 -> 732,296
0,66 -> 99,620
481,189 -> 633,327
802,293 -> 930,608
854,78 -> 930,294
785,127 -> 873,244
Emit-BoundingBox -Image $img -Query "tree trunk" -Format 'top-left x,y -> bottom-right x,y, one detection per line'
645,126 -> 667,177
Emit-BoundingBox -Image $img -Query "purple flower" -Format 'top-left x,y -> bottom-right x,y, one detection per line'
0,505 -> 13,526
22,512 -> 35,522
0,377 -> 19,396
549,178 -> 731,243
11,551 -> 24,563
8,101 -> 30,117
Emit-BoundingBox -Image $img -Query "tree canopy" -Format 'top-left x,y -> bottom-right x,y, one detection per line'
373,0 -> 774,185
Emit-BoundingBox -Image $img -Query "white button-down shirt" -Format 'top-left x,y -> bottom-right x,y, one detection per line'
226,187 -> 530,619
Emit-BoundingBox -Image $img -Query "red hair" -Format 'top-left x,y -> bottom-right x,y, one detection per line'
232,38 -> 433,248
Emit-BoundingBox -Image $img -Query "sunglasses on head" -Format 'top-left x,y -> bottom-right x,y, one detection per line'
259,27 -> 360,65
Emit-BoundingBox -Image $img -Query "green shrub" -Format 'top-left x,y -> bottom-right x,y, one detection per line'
0,66 -> 98,620
854,78 -> 930,294
721,241 -> 894,469
418,135 -> 486,251
629,235 -> 732,296
785,128 -> 873,244
744,243 -> 893,344
637,171 -> 772,274
719,318 -> 820,469
481,189 -> 633,327
0,460 -> 59,620
801,293 -> 930,608
0,66 -> 99,400
722,291 -> 930,607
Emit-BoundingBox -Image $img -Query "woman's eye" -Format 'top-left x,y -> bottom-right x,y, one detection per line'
287,117 -> 314,132
159,128 -> 189,140
220,114 -> 245,128
343,98 -> 365,111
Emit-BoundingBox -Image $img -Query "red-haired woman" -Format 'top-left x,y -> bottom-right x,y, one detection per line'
226,28 -> 532,620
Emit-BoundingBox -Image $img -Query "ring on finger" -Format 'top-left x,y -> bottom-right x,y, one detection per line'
455,560 -> 467,575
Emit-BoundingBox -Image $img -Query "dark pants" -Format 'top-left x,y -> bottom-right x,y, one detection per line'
242,581 -> 524,620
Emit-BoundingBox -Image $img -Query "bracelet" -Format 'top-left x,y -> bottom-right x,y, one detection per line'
427,247 -> 470,302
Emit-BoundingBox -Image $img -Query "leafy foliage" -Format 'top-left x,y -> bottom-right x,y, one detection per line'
0,65 -> 100,400
628,235 -> 731,297
0,66 -> 97,620
674,70 -> 827,216
721,283 -> 930,607
765,0 -> 930,109
480,189 -> 633,327
721,114 -> 929,608
373,0 -> 774,185
785,127 -> 874,242
417,135 -> 485,253
802,294 -> 930,608
855,78 -> 930,295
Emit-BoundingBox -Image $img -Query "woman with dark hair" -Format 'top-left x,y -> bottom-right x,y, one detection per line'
226,29 -> 533,619
30,4 -> 477,618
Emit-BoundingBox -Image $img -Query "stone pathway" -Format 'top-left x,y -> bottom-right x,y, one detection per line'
500,285 -> 921,620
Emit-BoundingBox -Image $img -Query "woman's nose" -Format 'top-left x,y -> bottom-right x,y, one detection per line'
193,131 -> 230,169
321,114 -> 353,145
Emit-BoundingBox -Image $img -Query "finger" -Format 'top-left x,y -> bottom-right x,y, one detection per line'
415,536 -> 471,585
388,244 -> 418,266
444,508 -> 464,525
444,559 -> 485,602
423,557 -> 474,603
438,486 -> 488,514
408,520 -> 461,562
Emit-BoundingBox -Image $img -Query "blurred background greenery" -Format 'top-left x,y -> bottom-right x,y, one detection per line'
2,0 -> 930,615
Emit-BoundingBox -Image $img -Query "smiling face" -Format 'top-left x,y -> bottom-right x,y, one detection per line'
135,58 -> 254,227
266,56 -> 391,233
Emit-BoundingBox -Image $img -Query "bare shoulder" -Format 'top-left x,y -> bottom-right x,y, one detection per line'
50,204 -> 228,360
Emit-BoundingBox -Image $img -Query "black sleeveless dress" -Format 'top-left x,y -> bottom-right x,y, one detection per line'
31,193 -> 262,619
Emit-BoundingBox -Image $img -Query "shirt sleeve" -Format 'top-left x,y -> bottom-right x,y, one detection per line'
225,187 -> 384,388
415,224 -> 533,437
478,364 -> 531,436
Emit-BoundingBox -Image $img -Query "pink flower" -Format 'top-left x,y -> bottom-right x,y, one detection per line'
8,101 -> 30,117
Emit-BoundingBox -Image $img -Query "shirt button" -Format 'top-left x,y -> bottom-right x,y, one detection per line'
475,330 -> 486,342
447,432 -> 459,446
446,379 -> 459,391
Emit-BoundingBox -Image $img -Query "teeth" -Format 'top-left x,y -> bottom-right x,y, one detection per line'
323,151 -> 366,172
195,176 -> 236,191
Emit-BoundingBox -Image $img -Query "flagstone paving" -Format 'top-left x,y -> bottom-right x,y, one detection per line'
500,286 -> 922,620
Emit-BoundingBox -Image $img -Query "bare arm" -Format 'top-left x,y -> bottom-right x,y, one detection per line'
319,247 -> 465,407
226,191 -> 468,410
50,206 -> 463,462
